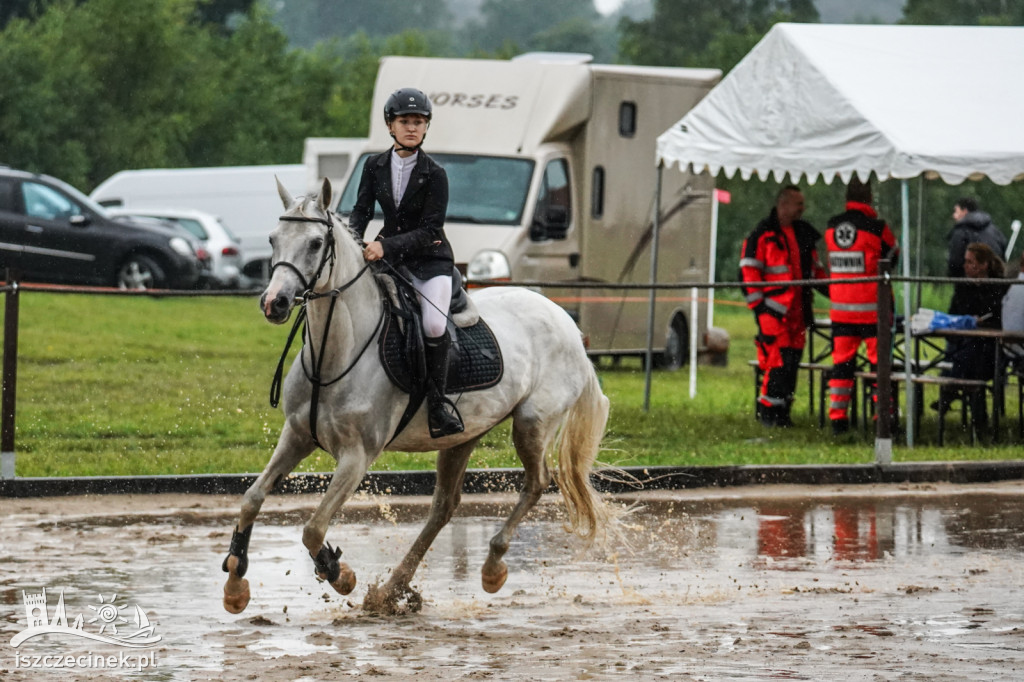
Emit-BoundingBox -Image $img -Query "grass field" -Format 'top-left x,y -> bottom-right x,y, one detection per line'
5,287 -> 1021,478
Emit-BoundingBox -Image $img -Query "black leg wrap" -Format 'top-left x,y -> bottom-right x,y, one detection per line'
221,524 -> 253,577
312,541 -> 342,583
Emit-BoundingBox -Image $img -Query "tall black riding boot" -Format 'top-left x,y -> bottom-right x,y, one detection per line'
424,333 -> 464,438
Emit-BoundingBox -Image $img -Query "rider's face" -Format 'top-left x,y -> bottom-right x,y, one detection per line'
389,114 -> 427,149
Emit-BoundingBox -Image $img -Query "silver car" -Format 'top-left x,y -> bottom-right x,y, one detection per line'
107,208 -> 245,288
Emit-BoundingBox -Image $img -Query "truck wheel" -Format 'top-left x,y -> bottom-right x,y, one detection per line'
658,314 -> 689,371
116,255 -> 166,290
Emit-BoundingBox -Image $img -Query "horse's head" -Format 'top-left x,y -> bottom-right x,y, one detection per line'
261,177 -> 338,324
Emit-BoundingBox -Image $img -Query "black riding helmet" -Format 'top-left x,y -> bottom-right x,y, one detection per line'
384,87 -> 433,123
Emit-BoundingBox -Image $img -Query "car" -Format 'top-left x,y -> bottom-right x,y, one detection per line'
0,167 -> 206,290
106,207 -> 244,289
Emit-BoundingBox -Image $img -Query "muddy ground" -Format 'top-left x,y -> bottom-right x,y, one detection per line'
2,481 -> 1024,680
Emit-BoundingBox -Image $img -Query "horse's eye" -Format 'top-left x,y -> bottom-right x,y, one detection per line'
310,238 -> 324,252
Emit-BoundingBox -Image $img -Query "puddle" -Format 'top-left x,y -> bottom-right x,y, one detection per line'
2,481 -> 1024,680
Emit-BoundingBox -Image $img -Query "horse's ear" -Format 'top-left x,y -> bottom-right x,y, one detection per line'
276,175 -> 293,209
318,177 -> 332,213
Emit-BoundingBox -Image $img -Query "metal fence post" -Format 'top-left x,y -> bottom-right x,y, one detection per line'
874,260 -> 893,466
1,269 -> 19,479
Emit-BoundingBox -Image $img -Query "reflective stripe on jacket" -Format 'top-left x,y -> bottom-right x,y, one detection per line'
824,202 -> 898,324
740,208 -> 825,328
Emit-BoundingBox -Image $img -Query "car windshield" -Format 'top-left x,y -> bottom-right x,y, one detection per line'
337,153 -> 534,226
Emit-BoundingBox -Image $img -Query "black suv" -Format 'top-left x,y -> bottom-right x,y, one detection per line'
0,167 -> 205,289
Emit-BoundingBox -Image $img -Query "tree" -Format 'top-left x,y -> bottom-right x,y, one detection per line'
462,0 -> 600,55
902,0 -> 1024,26
619,0 -> 818,71
271,0 -> 454,48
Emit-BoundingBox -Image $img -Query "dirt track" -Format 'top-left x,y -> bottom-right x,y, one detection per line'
3,481 -> 1024,680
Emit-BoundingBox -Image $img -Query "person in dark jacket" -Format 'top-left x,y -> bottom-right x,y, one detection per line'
935,242 -> 1009,429
947,197 -> 1007,278
348,87 -> 463,438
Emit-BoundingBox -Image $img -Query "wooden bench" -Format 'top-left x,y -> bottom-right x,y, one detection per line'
855,371 -> 989,445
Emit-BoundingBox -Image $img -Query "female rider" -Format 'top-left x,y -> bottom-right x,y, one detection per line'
348,87 -> 463,438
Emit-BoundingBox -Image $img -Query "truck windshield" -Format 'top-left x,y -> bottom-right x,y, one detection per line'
337,153 -> 534,226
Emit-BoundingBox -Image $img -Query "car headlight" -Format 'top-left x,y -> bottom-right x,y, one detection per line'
168,237 -> 194,257
467,250 -> 511,281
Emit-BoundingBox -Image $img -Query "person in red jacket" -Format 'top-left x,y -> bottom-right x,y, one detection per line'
824,177 -> 898,435
740,185 -> 827,427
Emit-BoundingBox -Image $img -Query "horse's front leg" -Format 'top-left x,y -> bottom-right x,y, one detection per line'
223,422 -> 314,613
303,452 -> 369,596
364,436 -> 480,614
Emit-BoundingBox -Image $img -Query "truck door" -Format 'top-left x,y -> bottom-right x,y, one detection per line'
519,158 -> 580,321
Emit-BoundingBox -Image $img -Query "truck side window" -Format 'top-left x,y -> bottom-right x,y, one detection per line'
591,166 -> 605,219
619,101 -> 637,137
531,159 -> 571,241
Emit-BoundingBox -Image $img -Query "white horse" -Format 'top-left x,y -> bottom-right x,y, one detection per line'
222,178 -> 616,614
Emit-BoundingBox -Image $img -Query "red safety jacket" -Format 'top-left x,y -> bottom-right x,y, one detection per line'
824,202 -> 898,324
740,209 -> 825,333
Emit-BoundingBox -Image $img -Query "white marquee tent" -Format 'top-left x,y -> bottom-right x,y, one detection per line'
657,23 -> 1024,186
652,23 -> 1024,450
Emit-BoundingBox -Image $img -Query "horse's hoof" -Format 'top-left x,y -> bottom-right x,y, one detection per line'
224,555 -> 251,613
329,563 -> 357,595
363,582 -> 422,614
481,558 -> 508,594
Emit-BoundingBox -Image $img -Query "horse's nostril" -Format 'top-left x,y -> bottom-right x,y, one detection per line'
272,295 -> 290,314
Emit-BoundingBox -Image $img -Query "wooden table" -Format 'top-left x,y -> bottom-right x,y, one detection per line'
911,327 -> 1024,441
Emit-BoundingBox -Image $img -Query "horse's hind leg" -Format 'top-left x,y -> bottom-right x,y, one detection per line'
223,423 -> 314,613
482,416 -> 554,594
364,436 -> 481,614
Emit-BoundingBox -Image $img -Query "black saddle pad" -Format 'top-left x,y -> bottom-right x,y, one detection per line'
379,309 -> 504,395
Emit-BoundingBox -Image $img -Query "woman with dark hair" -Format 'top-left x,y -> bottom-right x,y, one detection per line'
935,242 -> 1009,428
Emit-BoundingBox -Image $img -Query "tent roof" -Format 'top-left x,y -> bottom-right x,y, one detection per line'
657,23 -> 1024,186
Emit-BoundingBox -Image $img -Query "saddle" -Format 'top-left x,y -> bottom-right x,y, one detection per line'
376,267 -> 503,396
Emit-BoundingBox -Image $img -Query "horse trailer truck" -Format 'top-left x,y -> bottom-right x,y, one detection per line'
308,53 -> 725,366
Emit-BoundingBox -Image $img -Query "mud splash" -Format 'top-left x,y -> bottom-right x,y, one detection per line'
2,481 -> 1024,680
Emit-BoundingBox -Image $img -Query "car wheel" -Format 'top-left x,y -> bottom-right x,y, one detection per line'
116,254 -> 167,290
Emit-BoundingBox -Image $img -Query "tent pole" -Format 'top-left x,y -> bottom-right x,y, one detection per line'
643,162 -> 664,412
708,186 -> 720,328
901,179 -> 915,448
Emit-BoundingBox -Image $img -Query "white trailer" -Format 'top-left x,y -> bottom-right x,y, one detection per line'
90,164 -> 308,278
309,54 -> 723,365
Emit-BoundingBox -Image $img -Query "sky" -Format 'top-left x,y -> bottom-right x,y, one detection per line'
594,0 -> 624,15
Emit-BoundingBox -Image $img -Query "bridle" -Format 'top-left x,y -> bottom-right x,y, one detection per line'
268,208 -> 385,450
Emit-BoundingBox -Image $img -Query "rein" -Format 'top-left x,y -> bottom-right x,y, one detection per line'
268,210 -> 382,451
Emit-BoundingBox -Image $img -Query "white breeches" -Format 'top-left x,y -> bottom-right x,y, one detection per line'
411,274 -> 452,339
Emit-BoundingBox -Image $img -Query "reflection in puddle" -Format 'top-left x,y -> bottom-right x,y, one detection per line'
2,484 -> 1024,680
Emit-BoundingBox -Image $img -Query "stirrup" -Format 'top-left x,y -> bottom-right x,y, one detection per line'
428,396 -> 464,438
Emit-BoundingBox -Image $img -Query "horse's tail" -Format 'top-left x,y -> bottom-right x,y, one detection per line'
553,365 -> 616,546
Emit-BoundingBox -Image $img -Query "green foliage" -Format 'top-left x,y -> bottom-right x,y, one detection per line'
0,0 -> 455,192
271,0 -> 454,48
619,0 -> 818,70
901,0 -> 1024,25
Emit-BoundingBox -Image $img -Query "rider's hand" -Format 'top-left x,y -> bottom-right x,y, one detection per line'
362,241 -> 384,262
